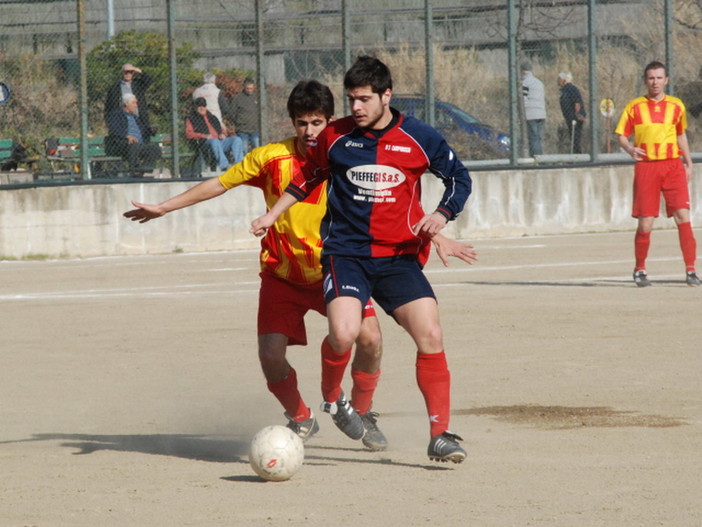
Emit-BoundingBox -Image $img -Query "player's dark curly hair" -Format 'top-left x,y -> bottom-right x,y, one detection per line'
287,80 -> 335,120
344,55 -> 393,94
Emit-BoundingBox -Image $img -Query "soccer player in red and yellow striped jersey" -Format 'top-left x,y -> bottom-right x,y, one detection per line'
123,81 -> 387,447
615,60 -> 700,287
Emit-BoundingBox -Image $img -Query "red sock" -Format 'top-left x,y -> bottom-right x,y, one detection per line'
677,222 -> 697,272
416,351 -> 451,438
321,338 -> 351,403
267,368 -> 309,422
350,368 -> 380,415
634,230 -> 651,271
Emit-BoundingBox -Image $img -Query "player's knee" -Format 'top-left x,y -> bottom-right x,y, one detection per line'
417,324 -> 444,353
258,347 -> 286,370
328,332 -> 356,354
356,326 -> 382,355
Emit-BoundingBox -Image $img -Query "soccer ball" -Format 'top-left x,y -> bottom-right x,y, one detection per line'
248,425 -> 304,481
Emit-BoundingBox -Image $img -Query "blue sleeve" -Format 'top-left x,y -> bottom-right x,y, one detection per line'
428,138 -> 472,221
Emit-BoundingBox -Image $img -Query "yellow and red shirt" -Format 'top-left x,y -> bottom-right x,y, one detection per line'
615,95 -> 687,161
218,137 -> 325,285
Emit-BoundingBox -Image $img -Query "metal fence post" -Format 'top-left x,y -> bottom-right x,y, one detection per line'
508,0 -> 519,165
342,0 -> 351,116
167,0 -> 180,178
77,0 -> 90,179
425,0 -> 435,128
588,0 -> 598,162
255,0 -> 266,145
665,0 -> 674,95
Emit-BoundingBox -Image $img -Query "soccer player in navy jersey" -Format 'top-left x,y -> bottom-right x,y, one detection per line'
251,56 -> 473,463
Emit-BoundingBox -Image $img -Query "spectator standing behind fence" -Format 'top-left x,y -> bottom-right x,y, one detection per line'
105,94 -> 161,178
558,71 -> 587,154
104,63 -> 153,133
226,78 -> 260,152
521,62 -> 546,156
614,60 -> 700,288
185,97 -> 244,171
192,72 -> 228,127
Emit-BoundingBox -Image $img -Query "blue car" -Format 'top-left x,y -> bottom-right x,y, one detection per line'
391,95 -> 510,159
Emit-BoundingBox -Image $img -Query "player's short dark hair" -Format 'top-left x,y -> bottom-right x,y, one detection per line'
643,60 -> 667,78
287,80 -> 335,120
344,56 -> 393,94
194,97 -> 207,107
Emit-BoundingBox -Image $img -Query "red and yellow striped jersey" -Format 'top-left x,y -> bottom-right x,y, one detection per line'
614,95 -> 687,161
218,137 -> 325,285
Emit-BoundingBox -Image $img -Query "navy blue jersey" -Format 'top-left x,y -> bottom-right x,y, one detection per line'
286,109 -> 471,263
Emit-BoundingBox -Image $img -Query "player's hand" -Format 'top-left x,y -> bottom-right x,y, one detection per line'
251,213 -> 275,237
123,201 -> 165,223
629,146 -> 646,161
432,235 -> 478,267
412,212 -> 447,237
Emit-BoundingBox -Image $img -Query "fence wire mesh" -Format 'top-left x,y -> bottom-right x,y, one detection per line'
0,0 -> 700,183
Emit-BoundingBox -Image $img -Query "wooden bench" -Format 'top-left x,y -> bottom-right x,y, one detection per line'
42,134 -> 196,180
1,139 -> 37,171
44,136 -> 128,179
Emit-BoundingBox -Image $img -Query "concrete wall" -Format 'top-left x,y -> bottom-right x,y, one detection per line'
1,165 -> 699,260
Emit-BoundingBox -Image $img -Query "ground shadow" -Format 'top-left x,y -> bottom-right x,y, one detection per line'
5,433 -> 249,463
3,432 -> 453,473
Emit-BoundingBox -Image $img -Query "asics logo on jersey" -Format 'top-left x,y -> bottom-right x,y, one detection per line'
341,284 -> 360,293
346,164 -> 406,190
345,140 -> 364,149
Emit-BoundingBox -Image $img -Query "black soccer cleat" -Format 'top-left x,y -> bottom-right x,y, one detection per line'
285,410 -> 319,442
427,431 -> 466,463
686,271 -> 701,287
633,270 -> 651,288
359,411 -> 388,451
320,391 -> 365,440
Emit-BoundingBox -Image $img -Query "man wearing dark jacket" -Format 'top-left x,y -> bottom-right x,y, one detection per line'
185,97 -> 243,171
104,63 -> 153,132
225,78 -> 259,152
558,71 -> 587,154
106,94 -> 161,177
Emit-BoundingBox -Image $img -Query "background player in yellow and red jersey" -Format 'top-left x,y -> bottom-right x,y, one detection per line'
123,80 -> 477,450
615,60 -> 700,287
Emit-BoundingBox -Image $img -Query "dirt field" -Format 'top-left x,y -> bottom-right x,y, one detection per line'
1,229 -> 701,526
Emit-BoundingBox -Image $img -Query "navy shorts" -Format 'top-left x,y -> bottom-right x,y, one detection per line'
322,254 -> 436,314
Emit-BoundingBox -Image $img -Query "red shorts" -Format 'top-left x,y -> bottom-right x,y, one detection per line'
258,272 -> 376,346
632,158 -> 690,218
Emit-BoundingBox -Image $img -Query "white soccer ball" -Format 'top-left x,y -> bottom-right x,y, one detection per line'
248,425 -> 304,481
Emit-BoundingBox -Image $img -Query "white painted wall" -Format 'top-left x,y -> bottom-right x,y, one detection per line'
1,165 -> 699,260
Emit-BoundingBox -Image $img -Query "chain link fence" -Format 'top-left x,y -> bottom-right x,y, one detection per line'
1,0 -> 700,184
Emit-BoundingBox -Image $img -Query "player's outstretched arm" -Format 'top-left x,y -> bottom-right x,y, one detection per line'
123,177 -> 227,223
432,233 -> 478,267
250,192 -> 299,237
